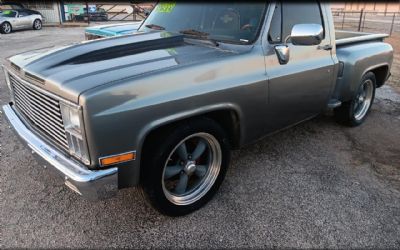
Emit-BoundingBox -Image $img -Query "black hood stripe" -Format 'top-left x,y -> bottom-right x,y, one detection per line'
53,34 -> 185,67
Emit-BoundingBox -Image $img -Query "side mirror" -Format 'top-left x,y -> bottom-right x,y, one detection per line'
289,24 -> 324,46
18,14 -> 24,18
274,45 -> 290,65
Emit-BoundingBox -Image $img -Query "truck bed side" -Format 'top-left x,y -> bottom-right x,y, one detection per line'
332,32 -> 393,103
336,30 -> 389,46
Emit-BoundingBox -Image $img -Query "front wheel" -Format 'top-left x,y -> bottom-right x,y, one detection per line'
334,72 -> 376,127
141,118 -> 231,216
33,19 -> 42,30
0,22 -> 12,34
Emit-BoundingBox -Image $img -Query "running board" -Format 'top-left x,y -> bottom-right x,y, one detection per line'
327,99 -> 342,109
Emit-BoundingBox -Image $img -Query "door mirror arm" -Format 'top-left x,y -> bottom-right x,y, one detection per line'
274,44 -> 290,65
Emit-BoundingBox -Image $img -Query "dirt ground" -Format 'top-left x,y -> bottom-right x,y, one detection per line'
386,34 -> 400,92
0,27 -> 399,249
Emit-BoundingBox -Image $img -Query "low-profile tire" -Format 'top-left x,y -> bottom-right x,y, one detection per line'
334,72 -> 376,127
33,19 -> 42,30
141,118 -> 231,216
0,22 -> 12,34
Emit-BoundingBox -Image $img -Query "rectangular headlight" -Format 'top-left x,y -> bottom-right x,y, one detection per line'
60,102 -> 90,165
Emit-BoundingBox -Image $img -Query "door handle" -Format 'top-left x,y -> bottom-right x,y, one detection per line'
318,45 -> 333,51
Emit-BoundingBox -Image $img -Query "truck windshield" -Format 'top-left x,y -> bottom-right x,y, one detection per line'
139,2 -> 267,44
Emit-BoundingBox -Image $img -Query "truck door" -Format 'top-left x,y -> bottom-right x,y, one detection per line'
264,1 -> 335,132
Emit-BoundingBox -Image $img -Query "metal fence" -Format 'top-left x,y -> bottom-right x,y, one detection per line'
64,3 -> 154,23
97,4 -> 152,22
332,10 -> 400,36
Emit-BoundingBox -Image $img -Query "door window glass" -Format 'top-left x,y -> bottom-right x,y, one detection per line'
268,2 -> 282,43
19,11 -> 29,17
268,1 -> 324,44
282,1 -> 324,42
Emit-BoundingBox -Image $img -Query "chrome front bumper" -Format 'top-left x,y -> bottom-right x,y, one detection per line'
2,104 -> 118,200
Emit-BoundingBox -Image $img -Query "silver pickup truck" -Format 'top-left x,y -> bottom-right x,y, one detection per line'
2,2 -> 393,216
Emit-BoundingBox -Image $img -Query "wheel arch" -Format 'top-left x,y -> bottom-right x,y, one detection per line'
33,18 -> 42,28
138,106 -> 242,174
366,64 -> 390,88
335,42 -> 392,102
1,21 -> 12,32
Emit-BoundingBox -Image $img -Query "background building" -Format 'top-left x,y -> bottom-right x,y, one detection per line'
0,0 -> 153,24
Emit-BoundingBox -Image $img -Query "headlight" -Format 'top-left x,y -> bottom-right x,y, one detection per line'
60,102 -> 90,165
61,104 -> 82,134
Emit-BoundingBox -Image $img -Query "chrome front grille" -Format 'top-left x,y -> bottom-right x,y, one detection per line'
9,73 -> 69,149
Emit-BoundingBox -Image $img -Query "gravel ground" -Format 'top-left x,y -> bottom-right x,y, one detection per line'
0,27 -> 400,249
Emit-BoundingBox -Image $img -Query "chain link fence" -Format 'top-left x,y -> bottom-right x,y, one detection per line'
332,10 -> 400,36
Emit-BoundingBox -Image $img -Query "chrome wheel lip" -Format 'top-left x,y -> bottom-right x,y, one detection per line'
354,79 -> 374,121
162,132 -> 222,206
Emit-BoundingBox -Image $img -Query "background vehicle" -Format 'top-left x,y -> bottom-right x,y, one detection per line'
2,2 -> 393,216
85,21 -> 142,40
0,2 -> 42,16
74,7 -> 108,22
0,9 -> 42,34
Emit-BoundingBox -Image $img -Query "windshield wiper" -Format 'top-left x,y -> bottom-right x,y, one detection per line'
179,29 -> 220,46
179,29 -> 209,37
145,24 -> 165,30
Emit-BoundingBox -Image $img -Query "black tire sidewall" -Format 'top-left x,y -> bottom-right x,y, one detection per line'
33,19 -> 42,30
141,118 -> 231,216
349,72 -> 376,126
334,72 -> 376,127
1,22 -> 12,34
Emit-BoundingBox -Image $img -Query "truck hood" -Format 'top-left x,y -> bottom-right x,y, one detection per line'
9,31 -> 240,103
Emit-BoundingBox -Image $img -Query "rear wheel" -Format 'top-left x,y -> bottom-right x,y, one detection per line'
33,19 -> 42,30
334,72 -> 376,127
141,118 -> 231,216
1,22 -> 12,34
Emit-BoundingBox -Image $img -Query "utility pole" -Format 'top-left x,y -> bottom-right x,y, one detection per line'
358,9 -> 364,32
86,1 -> 89,25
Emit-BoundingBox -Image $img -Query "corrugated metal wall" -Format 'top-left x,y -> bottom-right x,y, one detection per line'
36,3 -> 60,23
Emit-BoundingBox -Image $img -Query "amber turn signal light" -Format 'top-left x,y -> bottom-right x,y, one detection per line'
100,152 -> 136,167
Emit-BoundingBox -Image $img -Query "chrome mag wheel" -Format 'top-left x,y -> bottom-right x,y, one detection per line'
162,132 -> 222,206
354,79 -> 374,121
